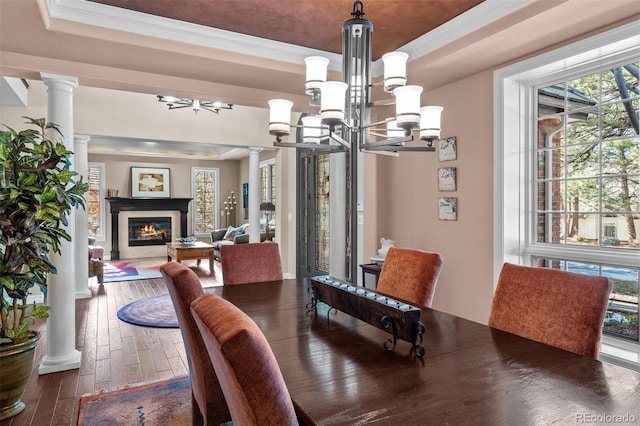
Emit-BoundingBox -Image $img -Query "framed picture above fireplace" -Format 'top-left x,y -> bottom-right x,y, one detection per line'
131,167 -> 171,198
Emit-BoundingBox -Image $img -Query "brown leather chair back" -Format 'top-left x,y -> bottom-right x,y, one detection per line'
160,262 -> 231,425
221,243 -> 283,285
191,293 -> 298,426
376,247 -> 443,308
489,262 -> 611,358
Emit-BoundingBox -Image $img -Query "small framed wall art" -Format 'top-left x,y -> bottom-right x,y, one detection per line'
438,136 -> 457,162
131,167 -> 171,198
438,197 -> 457,221
438,167 -> 457,192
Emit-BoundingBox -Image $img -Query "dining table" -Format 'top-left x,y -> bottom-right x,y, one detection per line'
209,279 -> 640,425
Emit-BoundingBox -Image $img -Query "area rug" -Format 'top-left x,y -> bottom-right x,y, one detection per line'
77,376 -> 191,425
117,293 -> 178,328
103,259 -> 165,283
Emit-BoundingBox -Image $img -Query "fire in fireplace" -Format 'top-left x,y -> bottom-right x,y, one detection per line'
128,217 -> 172,246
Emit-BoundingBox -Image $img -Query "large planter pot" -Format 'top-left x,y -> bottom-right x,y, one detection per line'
0,332 -> 40,420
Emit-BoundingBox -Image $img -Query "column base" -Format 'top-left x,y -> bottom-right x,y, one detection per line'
38,350 -> 81,375
75,287 -> 92,300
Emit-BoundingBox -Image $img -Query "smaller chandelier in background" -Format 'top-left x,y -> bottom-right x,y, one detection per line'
157,95 -> 233,114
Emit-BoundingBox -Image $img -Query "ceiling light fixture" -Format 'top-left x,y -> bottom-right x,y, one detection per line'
157,95 -> 233,114
266,0 -> 447,283
267,0 -> 443,153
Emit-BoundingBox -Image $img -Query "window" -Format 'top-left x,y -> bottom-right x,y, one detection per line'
87,162 -> 105,241
192,167 -> 219,235
536,70 -> 638,250
495,22 -> 639,363
259,159 -> 276,220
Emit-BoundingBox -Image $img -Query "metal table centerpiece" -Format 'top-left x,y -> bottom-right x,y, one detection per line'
308,276 -> 426,357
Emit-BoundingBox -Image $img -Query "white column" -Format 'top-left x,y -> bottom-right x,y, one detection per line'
248,148 -> 262,243
74,135 -> 92,299
39,73 -> 81,374
329,153 -> 347,280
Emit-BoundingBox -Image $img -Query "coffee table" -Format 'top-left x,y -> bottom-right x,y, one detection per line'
166,241 -> 215,275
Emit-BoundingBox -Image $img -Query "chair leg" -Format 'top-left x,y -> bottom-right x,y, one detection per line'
191,393 -> 204,426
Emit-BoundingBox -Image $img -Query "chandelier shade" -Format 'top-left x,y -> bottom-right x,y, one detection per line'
386,120 -> 404,138
420,106 -> 444,140
301,115 -> 324,143
394,85 -> 423,130
268,99 -> 294,137
381,52 -> 409,92
305,56 -> 330,96
319,81 -> 349,125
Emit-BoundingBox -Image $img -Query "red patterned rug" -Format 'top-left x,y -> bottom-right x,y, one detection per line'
103,259 -> 165,283
77,376 -> 191,425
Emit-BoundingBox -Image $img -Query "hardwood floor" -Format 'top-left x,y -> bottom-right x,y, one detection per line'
0,259 -> 222,426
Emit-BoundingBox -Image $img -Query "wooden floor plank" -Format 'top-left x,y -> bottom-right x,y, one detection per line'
0,259 -> 223,425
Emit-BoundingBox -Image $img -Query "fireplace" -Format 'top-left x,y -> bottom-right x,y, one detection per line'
106,197 -> 192,260
128,217 -> 171,246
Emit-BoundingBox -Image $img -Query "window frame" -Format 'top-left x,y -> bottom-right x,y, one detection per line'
260,158 -> 276,221
494,21 -> 639,278
191,167 -> 220,236
87,162 -> 106,241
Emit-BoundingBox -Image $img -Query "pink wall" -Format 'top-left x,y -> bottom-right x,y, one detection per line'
374,71 -> 495,323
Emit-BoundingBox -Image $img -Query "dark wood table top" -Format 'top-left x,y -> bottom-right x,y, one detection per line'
211,279 -> 640,425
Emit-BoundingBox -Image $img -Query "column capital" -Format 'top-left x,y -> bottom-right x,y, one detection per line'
40,73 -> 78,91
74,134 -> 90,145
249,147 -> 263,154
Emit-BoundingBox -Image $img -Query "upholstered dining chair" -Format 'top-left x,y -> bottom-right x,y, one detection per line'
376,247 -> 443,308
221,243 -> 283,285
159,262 -> 231,426
489,262 -> 611,358
191,293 -> 299,426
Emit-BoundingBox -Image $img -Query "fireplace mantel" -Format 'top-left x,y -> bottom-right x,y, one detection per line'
106,197 -> 192,260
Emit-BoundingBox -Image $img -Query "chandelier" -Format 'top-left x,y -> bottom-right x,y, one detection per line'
267,0 -> 443,153
266,0 -> 445,283
157,95 -> 233,114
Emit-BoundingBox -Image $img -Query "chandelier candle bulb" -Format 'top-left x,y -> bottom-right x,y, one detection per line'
382,52 -> 409,92
394,85 -> 423,130
301,115 -> 323,143
305,56 -> 330,94
419,106 -> 444,140
268,99 -> 294,136
320,81 -> 348,125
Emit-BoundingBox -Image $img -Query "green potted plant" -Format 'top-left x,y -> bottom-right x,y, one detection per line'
0,117 -> 87,420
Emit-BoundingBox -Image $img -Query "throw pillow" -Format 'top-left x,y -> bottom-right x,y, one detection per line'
223,226 -> 237,241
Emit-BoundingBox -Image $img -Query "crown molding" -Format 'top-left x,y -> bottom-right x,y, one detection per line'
46,0 -> 534,77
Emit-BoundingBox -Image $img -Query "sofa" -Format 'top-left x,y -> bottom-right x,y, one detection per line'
210,224 -> 267,261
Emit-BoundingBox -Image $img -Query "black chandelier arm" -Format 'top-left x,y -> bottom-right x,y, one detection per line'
329,131 -> 350,148
273,141 -> 348,153
366,145 -> 436,152
360,135 -> 412,150
200,106 -> 221,114
166,103 -> 192,110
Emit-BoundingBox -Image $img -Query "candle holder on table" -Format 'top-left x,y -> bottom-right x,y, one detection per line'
308,276 -> 426,357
